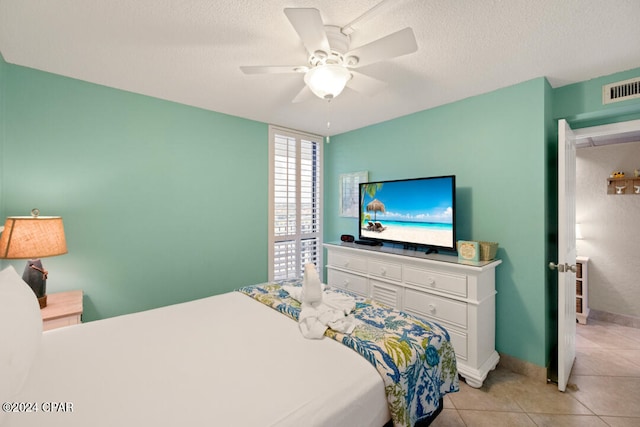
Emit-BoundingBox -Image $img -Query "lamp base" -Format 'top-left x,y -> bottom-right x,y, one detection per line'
38,295 -> 48,309
22,259 -> 48,309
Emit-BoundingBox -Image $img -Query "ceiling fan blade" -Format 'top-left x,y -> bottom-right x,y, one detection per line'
346,71 -> 388,96
284,8 -> 331,55
240,65 -> 307,75
346,27 -> 418,68
292,85 -> 316,103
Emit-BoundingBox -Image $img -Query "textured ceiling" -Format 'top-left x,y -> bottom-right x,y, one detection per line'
1,0 -> 640,136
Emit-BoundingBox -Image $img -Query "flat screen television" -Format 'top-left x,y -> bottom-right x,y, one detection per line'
358,175 -> 456,253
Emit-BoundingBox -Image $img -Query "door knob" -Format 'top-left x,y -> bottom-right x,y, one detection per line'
549,262 -> 577,273
548,262 -> 565,272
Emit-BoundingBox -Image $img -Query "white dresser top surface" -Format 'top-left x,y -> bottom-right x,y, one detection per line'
325,241 -> 502,269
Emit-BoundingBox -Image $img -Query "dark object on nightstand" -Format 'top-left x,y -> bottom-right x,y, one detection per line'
23,259 -> 49,308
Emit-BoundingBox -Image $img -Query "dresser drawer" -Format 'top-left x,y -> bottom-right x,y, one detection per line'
404,288 -> 467,329
327,269 -> 368,297
404,266 -> 467,298
368,259 -> 402,282
446,328 -> 468,361
328,251 -> 367,273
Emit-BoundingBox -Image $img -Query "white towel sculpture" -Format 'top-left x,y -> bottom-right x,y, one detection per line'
283,263 -> 357,339
301,263 -> 323,304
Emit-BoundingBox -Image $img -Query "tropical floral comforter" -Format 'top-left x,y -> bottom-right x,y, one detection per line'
237,283 -> 459,427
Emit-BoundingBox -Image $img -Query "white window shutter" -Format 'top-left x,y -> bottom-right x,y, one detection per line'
269,126 -> 323,281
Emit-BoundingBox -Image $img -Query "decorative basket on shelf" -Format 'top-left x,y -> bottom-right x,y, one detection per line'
478,241 -> 498,261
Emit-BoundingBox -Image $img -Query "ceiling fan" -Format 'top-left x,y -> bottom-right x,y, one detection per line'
240,2 -> 418,103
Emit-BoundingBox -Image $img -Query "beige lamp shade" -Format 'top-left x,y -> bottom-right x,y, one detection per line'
0,216 -> 67,259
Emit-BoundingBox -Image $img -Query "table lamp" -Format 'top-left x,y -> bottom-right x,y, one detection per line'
0,209 -> 67,308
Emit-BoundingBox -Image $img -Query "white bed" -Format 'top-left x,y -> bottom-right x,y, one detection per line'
1,266 -> 390,427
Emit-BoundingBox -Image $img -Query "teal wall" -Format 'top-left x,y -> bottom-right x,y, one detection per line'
324,78 -> 551,367
2,47 -> 640,369
0,56 -> 269,321
555,68 -> 640,128
0,57 -> 5,216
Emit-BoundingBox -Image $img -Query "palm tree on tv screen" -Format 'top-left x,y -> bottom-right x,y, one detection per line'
361,183 -> 383,226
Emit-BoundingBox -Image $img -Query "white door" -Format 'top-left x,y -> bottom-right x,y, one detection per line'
556,118 -> 577,392
553,118 -> 640,391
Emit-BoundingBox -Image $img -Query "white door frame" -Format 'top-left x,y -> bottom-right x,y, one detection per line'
572,119 -> 640,141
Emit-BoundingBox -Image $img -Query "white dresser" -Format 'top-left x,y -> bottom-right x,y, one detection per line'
324,242 -> 502,388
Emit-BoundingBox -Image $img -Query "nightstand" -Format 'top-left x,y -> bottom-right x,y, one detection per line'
40,290 -> 83,331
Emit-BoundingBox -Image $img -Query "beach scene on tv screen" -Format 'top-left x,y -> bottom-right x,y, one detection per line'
360,178 -> 454,248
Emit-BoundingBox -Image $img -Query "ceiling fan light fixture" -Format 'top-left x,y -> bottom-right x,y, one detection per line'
304,64 -> 351,100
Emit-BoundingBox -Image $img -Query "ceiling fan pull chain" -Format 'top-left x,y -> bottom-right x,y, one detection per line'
325,99 -> 332,143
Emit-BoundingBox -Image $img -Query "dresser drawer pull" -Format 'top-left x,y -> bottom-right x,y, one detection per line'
428,303 -> 436,314
344,261 -> 350,267
343,279 -> 350,288
427,277 -> 436,286
380,267 -> 387,276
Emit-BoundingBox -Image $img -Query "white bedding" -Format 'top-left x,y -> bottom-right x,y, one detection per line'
5,292 -> 390,427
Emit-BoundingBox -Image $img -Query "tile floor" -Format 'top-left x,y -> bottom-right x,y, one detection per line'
432,320 -> 640,426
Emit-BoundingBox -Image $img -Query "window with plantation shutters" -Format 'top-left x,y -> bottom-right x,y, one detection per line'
269,126 -> 323,281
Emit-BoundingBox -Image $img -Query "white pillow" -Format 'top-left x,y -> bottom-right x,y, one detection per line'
0,265 -> 43,416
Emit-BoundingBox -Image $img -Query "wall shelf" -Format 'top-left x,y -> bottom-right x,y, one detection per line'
607,176 -> 640,195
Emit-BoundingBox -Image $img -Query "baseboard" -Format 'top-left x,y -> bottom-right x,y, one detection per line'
589,308 -> 640,329
497,353 -> 548,384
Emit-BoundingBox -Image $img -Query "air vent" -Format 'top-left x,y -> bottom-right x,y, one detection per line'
603,77 -> 640,104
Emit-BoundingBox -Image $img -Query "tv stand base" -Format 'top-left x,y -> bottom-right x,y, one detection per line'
354,240 -> 383,246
